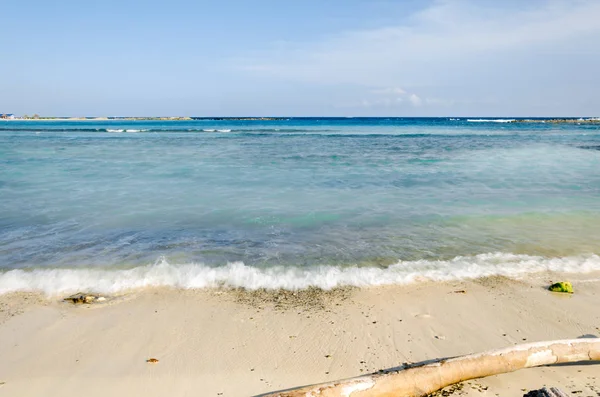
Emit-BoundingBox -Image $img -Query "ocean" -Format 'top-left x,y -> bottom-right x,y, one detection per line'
1,118 -> 600,294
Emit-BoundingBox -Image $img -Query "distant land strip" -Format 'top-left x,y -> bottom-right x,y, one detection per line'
1,116 -> 599,123
0,116 -> 286,121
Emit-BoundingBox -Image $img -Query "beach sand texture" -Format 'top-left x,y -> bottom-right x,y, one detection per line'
0,272 -> 599,397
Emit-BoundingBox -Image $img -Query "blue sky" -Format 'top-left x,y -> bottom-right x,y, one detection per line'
1,0 -> 599,116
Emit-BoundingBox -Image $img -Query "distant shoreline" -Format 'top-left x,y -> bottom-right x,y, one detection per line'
1,117 -> 598,123
0,117 -> 286,121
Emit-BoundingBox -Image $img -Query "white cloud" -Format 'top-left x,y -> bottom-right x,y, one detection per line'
231,0 -> 600,115
335,92 -> 452,110
409,94 -> 423,106
365,87 -> 432,108
239,1 -> 600,84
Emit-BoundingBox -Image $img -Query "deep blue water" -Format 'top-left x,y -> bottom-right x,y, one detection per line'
1,118 -> 600,293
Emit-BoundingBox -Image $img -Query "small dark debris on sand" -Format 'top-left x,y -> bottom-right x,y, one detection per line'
523,387 -> 569,397
63,293 -> 106,304
427,382 -> 464,396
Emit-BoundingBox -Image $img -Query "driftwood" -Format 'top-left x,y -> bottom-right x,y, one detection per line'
262,339 -> 600,397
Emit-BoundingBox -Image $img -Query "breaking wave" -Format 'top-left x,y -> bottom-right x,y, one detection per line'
467,119 -> 516,123
1,253 -> 599,296
0,127 -> 334,133
107,129 -> 148,133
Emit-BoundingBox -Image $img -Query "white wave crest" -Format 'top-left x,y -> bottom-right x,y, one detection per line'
202,129 -> 216,132
467,119 -> 516,123
217,129 -> 231,132
1,253 -> 599,296
107,129 -> 147,133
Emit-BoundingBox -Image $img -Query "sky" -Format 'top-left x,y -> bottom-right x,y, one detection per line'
1,0 -> 599,116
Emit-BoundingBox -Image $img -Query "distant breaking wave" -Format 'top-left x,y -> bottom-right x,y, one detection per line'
0,127 -> 335,133
3,127 -> 599,138
106,129 -> 148,133
0,128 -> 541,138
467,119 -> 516,123
1,253 -> 599,295
0,127 -> 155,133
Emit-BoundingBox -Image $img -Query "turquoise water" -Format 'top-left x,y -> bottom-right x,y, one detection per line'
1,118 -> 600,293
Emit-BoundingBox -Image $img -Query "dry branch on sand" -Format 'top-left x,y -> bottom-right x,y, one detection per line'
262,339 -> 600,397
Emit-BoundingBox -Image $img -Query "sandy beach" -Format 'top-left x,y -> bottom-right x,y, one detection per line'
1,271 -> 599,397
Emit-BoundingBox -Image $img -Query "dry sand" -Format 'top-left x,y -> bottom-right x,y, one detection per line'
0,271 -> 599,397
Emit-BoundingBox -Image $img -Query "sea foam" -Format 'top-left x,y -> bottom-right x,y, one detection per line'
1,253 -> 599,296
467,119 -> 516,123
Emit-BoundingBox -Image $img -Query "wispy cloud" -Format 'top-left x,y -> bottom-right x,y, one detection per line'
408,94 -> 423,107
238,0 -> 600,84
235,0 -> 600,114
